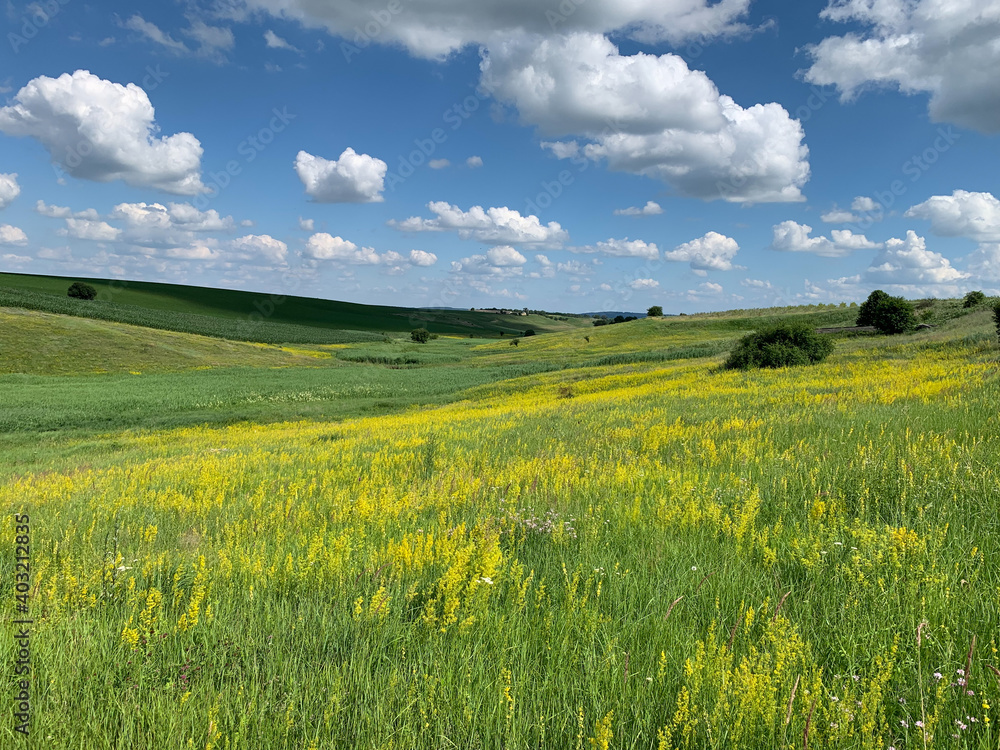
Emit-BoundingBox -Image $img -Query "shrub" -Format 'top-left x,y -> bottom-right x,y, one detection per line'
647,305 -> 663,317
964,290 -> 986,308
67,282 -> 97,300
994,302 -> 1000,342
410,328 -> 430,343
724,322 -> 834,370
856,290 -> 915,334
523,329 -> 535,337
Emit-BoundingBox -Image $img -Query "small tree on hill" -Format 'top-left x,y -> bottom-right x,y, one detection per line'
67,281 -> 97,300
724,322 -> 834,370
856,290 -> 915,334
411,328 -> 430,343
647,305 -> 663,317
523,329 -> 535,337
964,290 -> 986,308
993,302 -> 1000,343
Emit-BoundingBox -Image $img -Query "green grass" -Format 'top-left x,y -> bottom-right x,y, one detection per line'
1,297 -> 999,748
0,308 -> 352,375
0,272 -> 592,338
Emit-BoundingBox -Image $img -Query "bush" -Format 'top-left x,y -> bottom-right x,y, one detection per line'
67,282 -> 97,300
724,322 -> 834,370
856,290 -> 915,334
994,303 -> 1000,342
523,329 -> 535,337
410,328 -> 430,343
964,290 -> 986,308
647,305 -> 663,317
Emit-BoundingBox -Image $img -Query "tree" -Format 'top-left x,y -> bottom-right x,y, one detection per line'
593,318 -> 609,327
994,302 -> 1000,343
647,305 -> 663,318
67,281 -> 97,300
964,290 -> 986,308
856,290 -> 915,334
411,328 -> 430,343
523,329 -> 536,337
855,290 -> 890,327
724,322 -> 834,370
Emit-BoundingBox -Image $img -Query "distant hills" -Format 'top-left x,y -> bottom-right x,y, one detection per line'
0,272 -> 592,342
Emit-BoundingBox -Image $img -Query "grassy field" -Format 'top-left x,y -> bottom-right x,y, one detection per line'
1,300 -> 999,748
0,272 -> 593,339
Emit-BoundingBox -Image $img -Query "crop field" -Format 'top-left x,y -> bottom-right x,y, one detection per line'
0,273 -> 592,340
2,302 -> 999,748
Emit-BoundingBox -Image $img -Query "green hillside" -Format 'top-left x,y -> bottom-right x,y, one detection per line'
0,272 -> 591,340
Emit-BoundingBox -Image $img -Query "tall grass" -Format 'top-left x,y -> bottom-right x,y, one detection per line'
1,330 -> 999,747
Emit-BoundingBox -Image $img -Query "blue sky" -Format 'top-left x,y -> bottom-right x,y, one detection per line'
1,0 -> 998,313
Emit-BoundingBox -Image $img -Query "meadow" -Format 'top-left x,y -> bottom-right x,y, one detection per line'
1,300 -> 998,748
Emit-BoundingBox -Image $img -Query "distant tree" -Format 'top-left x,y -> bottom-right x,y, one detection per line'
593,318 -> 609,327
855,290 -> 890,326
964,290 -> 986,308
509,339 -> 519,346
994,302 -> 1000,343
647,305 -> 663,317
856,290 -> 915,334
523,329 -> 535,337
67,281 -> 97,300
411,328 -> 431,343
624,316 -> 637,322
724,322 -> 834,370
613,315 -> 626,324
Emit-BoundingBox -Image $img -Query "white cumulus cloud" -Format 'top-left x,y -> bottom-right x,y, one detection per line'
966,243 -> 1000,282
241,0 -> 754,59
0,70 -> 206,195
905,190 -> 1000,242
864,230 -> 969,287
805,0 -> 1000,132
230,234 -> 288,263
408,249 -> 438,266
390,201 -> 568,246
484,33 -> 809,203
629,278 -> 660,290
62,219 -> 121,242
0,173 -> 20,209
0,224 -> 28,245
485,246 -> 527,267
571,238 -> 659,259
304,233 -> 430,267
664,231 -> 740,271
614,201 -> 663,217
295,148 -> 387,203
771,221 -> 879,257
